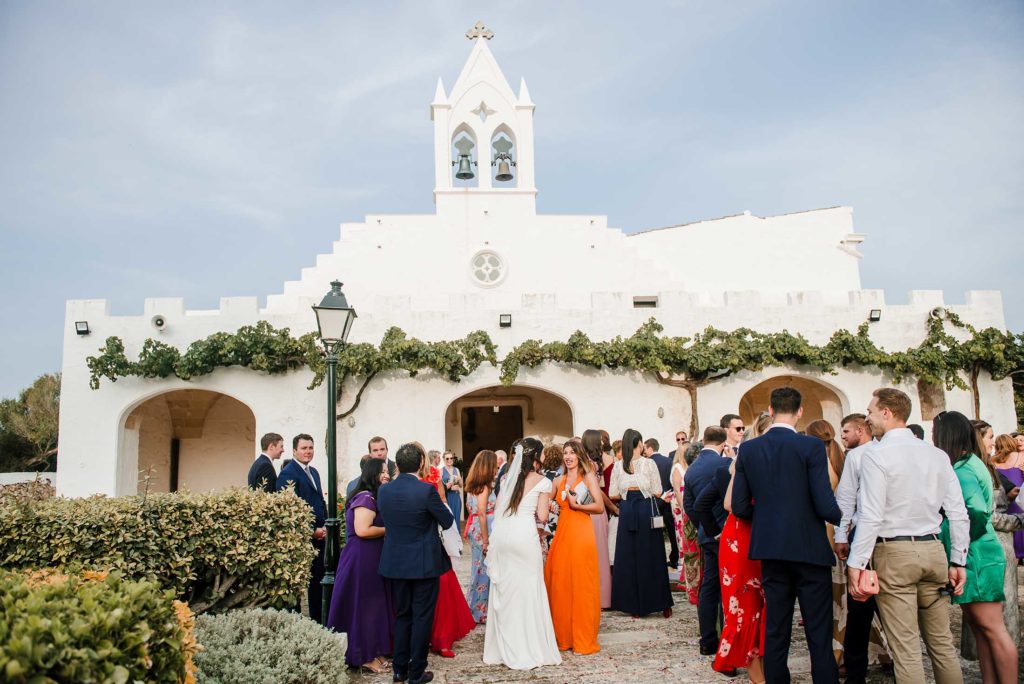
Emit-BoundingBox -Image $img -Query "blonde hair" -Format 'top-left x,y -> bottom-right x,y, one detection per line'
751,412 -> 773,438
806,420 -> 845,479
994,434 -> 1018,465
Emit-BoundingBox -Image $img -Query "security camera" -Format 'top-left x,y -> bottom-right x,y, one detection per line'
929,307 -> 946,320
151,315 -> 167,331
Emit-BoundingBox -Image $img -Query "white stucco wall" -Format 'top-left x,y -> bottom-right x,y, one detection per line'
55,35 -> 1018,499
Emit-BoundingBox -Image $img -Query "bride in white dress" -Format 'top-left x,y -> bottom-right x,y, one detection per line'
483,437 -> 562,670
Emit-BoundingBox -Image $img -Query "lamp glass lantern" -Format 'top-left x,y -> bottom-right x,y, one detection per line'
313,281 -> 357,344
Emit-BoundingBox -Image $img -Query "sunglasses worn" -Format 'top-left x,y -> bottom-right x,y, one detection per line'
733,427 -> 746,432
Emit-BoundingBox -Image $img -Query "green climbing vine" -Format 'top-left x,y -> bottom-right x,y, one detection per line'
87,322 -> 499,419
498,312 -> 1024,434
86,314 -> 1024,431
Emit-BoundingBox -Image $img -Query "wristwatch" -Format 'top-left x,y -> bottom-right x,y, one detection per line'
949,562 -> 965,568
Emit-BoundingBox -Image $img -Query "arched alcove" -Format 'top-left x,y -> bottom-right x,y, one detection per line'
451,124 -> 479,188
443,385 -> 573,469
489,125 -> 517,187
738,375 -> 846,432
119,389 -> 255,495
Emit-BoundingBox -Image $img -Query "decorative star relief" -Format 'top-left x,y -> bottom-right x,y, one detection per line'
471,101 -> 496,122
492,136 -> 513,156
466,21 -> 494,40
454,137 -> 475,156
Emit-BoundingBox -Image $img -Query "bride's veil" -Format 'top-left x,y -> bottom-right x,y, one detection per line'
486,441 -> 523,587
493,442 -> 523,519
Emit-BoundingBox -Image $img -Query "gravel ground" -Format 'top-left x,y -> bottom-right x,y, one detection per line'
347,544 -> 1023,683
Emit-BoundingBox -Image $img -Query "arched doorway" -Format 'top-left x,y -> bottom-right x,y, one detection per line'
738,375 -> 845,432
119,389 -> 256,495
443,385 -> 574,467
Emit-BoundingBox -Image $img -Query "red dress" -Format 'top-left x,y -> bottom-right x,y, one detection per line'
714,514 -> 765,673
425,466 -> 476,651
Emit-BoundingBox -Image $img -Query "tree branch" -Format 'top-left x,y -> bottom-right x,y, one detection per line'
337,371 -> 379,420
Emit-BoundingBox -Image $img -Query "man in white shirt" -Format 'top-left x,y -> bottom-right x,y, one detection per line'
832,413 -> 876,684
847,389 -> 969,684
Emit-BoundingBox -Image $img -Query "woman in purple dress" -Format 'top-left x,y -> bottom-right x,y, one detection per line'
326,458 -> 393,673
994,434 -> 1024,560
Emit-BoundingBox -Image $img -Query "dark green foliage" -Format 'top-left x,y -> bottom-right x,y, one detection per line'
0,488 -> 315,614
0,570 -> 193,683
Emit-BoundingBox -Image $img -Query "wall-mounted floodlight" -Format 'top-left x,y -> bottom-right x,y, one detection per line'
499,314 -> 512,328
868,309 -> 882,322
75,321 -> 90,335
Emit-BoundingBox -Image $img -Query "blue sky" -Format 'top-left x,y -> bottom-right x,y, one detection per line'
1,1 -> 1022,399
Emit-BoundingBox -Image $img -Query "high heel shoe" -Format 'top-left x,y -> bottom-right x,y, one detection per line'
662,607 -> 673,618
359,662 -> 386,674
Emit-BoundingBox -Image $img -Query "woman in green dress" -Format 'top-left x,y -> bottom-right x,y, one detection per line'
934,411 -> 1018,684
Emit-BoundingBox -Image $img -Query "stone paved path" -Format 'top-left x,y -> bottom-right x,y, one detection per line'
347,544 -> 1022,683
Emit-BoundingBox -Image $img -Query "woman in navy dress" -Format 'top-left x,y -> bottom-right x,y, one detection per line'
326,458 -> 393,673
440,450 -> 463,534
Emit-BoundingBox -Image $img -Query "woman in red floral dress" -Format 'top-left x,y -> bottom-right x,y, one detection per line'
421,449 -> 475,657
714,458 -> 765,682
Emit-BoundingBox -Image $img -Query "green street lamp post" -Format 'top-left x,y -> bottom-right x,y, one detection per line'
312,280 -> 357,626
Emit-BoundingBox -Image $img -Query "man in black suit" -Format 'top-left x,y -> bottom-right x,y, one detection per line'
645,438 -> 678,568
276,434 -> 328,623
378,443 -> 454,684
668,429 -> 689,460
247,432 -> 283,493
732,387 -> 841,684
368,435 -> 399,479
683,425 -> 731,658
720,413 -> 745,458
492,449 -> 509,496
693,451 -> 732,549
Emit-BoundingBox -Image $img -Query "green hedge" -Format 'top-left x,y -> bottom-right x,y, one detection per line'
0,569 -> 196,683
194,608 -> 346,684
0,488 -> 315,613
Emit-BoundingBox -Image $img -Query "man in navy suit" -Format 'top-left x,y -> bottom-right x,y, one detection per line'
248,432 -> 283,493
646,438 -> 679,568
732,387 -> 841,684
276,434 -> 328,623
683,425 -> 731,659
378,443 -> 454,684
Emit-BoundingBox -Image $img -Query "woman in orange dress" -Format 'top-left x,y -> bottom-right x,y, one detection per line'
544,438 -> 605,655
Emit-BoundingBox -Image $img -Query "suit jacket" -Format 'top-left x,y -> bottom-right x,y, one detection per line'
650,452 -> 673,494
276,459 -> 327,532
693,458 -> 732,538
732,426 -> 841,567
247,454 -> 277,493
683,448 -> 728,545
493,462 -> 509,497
377,473 -> 454,580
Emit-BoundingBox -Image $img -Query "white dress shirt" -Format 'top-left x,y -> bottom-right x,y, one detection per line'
833,442 -> 871,545
848,427 -> 969,569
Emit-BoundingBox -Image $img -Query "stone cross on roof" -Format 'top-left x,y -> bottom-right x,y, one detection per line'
466,21 -> 493,41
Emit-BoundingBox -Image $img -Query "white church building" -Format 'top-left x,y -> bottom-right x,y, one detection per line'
57,26 -> 1015,498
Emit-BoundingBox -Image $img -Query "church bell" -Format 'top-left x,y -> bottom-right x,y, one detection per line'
454,154 -> 475,180
494,158 -> 513,182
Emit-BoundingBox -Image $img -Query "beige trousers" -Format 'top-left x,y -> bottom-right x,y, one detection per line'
872,540 -> 963,684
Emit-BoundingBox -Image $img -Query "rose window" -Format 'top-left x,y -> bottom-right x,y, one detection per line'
470,250 -> 506,287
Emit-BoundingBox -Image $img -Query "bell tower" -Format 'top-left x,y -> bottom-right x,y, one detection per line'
432,22 -> 537,212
